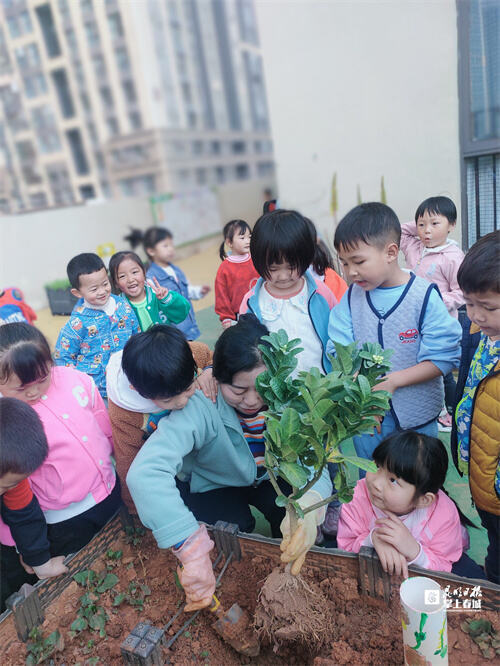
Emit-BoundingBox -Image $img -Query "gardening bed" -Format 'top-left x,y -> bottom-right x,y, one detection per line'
1,517 -> 498,665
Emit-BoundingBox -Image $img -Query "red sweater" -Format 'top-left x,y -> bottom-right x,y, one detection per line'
214,255 -> 259,323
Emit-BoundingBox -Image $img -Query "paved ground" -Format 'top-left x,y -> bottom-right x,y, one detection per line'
36,242 -> 487,565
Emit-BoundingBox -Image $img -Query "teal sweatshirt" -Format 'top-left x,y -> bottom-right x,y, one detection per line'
126,391 -> 332,548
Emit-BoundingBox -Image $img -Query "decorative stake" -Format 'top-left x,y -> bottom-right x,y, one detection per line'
5,583 -> 44,642
121,622 -> 165,665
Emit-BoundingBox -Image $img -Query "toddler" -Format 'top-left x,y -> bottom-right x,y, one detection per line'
338,431 -> 472,577
401,196 -> 465,430
452,230 -> 500,584
143,227 -> 210,340
328,203 -> 462,467
109,251 -> 190,331
215,219 -> 259,328
0,323 -> 121,561
1,398 -> 67,610
240,209 -> 336,375
54,253 -> 139,398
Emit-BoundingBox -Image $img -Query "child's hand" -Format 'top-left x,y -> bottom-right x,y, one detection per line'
200,285 -> 211,296
372,371 -> 400,396
31,556 -> 68,579
195,367 -> 218,403
374,511 -> 420,561
371,531 -> 409,578
147,277 -> 169,300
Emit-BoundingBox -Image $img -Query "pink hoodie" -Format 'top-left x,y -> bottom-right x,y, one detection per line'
337,479 -> 468,572
0,366 -> 115,546
400,221 -> 465,318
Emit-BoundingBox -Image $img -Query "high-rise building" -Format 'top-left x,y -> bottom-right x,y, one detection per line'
0,0 -> 274,213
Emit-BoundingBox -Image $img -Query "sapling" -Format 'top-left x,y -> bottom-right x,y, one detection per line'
255,331 -> 392,647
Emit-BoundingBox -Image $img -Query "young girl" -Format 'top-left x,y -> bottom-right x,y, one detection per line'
305,218 -> 348,304
215,219 -> 259,329
240,209 -> 337,375
0,323 -> 120,558
337,431 -> 476,577
142,227 -> 210,340
109,251 -> 190,332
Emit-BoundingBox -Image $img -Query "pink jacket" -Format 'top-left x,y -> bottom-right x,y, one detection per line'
0,366 -> 115,546
400,221 -> 465,317
337,479 -> 467,572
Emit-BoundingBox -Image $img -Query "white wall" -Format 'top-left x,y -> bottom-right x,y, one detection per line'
256,0 -> 461,245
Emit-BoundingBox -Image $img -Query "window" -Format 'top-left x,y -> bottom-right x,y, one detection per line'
92,54 -> 107,79
119,175 -> 156,196
16,140 -> 42,185
215,166 -> 225,183
51,69 -> 75,118
195,168 -> 206,185
7,11 -> 33,39
235,164 -> 249,180
192,140 -> 203,155
66,129 -> 89,174
236,0 -> 258,44
23,73 -> 48,99
79,184 -> 96,200
29,192 -> 48,209
257,161 -> 275,178
47,162 -> 75,205
211,140 -> 221,155
0,85 -> 29,132
107,117 -> 119,135
0,27 -> 11,74
231,141 -> 246,154
107,12 -> 124,40
122,80 -> 136,104
99,86 -> 114,108
84,21 -> 100,49
15,44 -> 41,71
31,105 -> 61,153
129,111 -> 142,129
458,0 -> 500,246
35,4 -> 61,57
114,47 -> 131,75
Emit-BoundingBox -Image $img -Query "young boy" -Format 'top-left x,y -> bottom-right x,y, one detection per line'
328,202 -> 462,465
0,398 -> 67,610
144,227 -> 210,341
400,196 -> 465,430
452,230 -> 500,584
54,253 -> 139,398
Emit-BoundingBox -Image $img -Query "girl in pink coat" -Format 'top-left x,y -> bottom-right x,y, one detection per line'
0,322 -> 120,559
337,431 -> 482,578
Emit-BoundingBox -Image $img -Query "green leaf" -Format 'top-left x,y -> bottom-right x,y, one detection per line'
71,617 -> 88,632
275,494 -> 289,507
357,374 -> 372,399
97,573 -> 119,592
279,407 -> 301,441
339,455 -> 377,473
279,462 -> 309,488
73,570 -> 95,586
89,612 -> 106,632
113,593 -> 126,606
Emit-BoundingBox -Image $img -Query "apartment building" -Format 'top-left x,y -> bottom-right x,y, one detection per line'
0,0 -> 275,213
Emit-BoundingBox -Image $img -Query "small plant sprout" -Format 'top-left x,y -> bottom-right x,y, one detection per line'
255,331 -> 392,647
113,580 -> 151,611
70,569 -> 119,639
25,627 -> 64,665
105,548 -> 123,569
124,525 -> 146,547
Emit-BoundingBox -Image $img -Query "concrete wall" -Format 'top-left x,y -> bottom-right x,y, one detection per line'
0,177 -> 275,309
256,0 -> 461,247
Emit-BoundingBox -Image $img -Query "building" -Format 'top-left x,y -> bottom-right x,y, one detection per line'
0,0 -> 274,213
256,0 -> 498,248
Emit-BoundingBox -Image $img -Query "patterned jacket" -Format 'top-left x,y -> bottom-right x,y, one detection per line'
54,295 -> 139,397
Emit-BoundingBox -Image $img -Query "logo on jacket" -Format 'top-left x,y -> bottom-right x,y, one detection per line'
398,328 -> 418,343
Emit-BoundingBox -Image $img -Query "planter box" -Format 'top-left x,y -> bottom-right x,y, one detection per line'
45,287 -> 78,316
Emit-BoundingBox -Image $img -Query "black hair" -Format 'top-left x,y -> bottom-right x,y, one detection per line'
213,314 -> 269,385
0,397 -> 48,477
414,196 -> 457,225
143,227 -> 173,259
457,230 -> 500,295
109,251 -> 146,293
373,431 -> 447,496
219,219 -> 252,260
250,209 -> 315,280
121,325 -> 196,400
334,202 -> 401,251
0,322 -> 52,385
67,253 -> 106,289
303,217 -> 335,276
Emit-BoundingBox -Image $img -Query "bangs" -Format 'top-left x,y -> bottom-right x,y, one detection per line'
373,433 -> 420,487
0,343 -> 51,385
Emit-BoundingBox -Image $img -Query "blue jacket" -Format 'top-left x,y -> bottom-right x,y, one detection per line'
54,295 -> 139,397
244,271 -> 333,373
146,262 -> 200,340
127,390 -> 332,549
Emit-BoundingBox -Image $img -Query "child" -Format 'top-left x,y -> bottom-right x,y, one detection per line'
240,209 -> 336,375
453,230 -> 500,584
215,219 -> 259,328
54,253 -> 139,398
143,227 -> 210,340
328,203 -> 462,466
304,217 -> 348,303
337,431 -> 471,577
1,398 -> 68,611
400,196 -> 465,430
0,323 -> 121,561
109,251 -> 190,331
126,316 -> 331,609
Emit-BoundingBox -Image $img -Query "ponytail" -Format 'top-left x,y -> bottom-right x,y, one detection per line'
219,240 -> 228,261
312,240 -> 334,276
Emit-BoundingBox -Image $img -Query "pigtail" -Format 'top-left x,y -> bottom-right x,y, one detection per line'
219,240 -> 227,261
312,240 -> 334,276
440,487 -> 478,529
124,228 -> 144,250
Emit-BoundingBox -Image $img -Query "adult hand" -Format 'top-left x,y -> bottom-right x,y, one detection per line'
32,556 -> 68,579
372,530 -> 409,578
280,490 -> 326,575
196,367 -> 218,403
147,277 -> 168,300
374,511 -> 420,561
174,525 -> 215,611
200,285 -> 211,296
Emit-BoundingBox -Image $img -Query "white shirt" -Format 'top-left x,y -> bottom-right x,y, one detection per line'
258,280 -> 324,376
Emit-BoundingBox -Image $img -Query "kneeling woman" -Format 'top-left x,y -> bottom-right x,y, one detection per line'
126,315 -> 331,610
